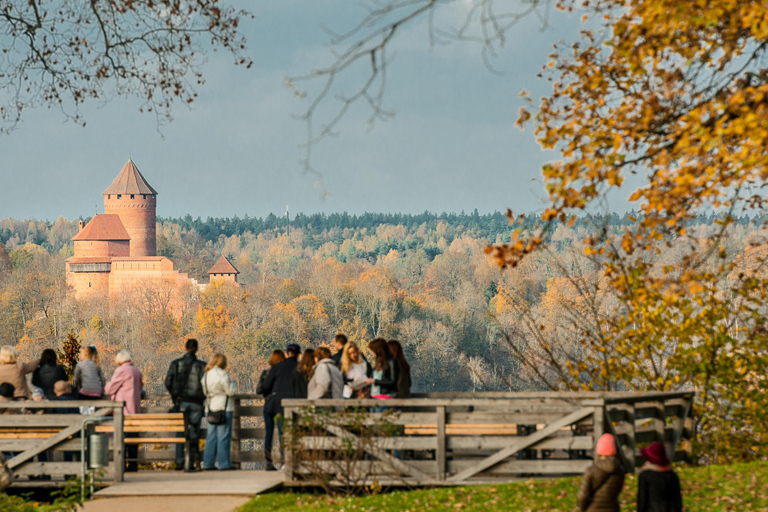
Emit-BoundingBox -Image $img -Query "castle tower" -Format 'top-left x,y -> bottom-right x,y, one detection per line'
103,160 -> 158,257
208,256 -> 239,286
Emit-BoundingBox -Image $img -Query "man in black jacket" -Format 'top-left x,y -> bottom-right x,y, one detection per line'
165,338 -> 207,472
331,334 -> 347,367
261,343 -> 300,470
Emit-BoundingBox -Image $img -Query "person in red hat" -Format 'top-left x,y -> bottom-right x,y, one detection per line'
577,433 -> 626,512
637,441 -> 682,512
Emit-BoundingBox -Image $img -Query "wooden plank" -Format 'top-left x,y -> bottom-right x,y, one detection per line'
232,398 -> 242,468
7,408 -> 114,470
446,412 -> 579,424
604,406 -> 633,473
447,435 -> 593,451
445,407 -> 593,483
437,405 -> 446,481
324,424 -> 437,484
114,406 -> 124,483
593,405 -> 604,458
300,436 -> 436,450
284,398 -> 606,408
96,426 -> 183,433
124,420 -> 184,426
125,438 -> 185,444
447,458 -> 592,476
12,462 -> 82,476
0,415 -> 86,427
0,400 -> 119,410
126,414 -> 183,420
0,438 -> 82,451
235,406 -> 263,417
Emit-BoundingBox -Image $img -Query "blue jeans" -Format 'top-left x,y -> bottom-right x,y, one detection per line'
263,411 -> 282,465
203,411 -> 233,470
175,402 -> 204,467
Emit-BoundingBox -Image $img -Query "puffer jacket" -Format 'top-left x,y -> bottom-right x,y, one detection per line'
637,467 -> 683,512
32,363 -> 68,400
201,366 -> 237,413
577,456 -> 626,512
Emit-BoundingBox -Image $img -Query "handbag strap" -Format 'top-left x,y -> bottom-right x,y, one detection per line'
203,372 -> 229,412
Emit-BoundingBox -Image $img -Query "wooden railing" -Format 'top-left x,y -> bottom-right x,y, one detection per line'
282,391 -> 695,487
138,394 -> 267,466
0,400 -> 125,483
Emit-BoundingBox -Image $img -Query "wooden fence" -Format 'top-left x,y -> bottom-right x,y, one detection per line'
282,391 -> 694,487
0,400 -> 125,483
138,394 -> 267,466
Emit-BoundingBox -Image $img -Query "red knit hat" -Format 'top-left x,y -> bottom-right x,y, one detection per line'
640,442 -> 670,466
596,433 -> 617,456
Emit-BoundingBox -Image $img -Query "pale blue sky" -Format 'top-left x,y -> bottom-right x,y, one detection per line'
0,2 -> 588,221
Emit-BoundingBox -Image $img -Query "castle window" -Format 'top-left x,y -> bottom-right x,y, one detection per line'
117,195 -> 121,199
108,195 -> 111,199
142,195 -> 146,199
131,194 -> 135,199
88,282 -> 92,288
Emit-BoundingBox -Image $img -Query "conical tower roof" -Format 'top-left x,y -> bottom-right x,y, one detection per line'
208,256 -> 239,275
103,159 -> 158,195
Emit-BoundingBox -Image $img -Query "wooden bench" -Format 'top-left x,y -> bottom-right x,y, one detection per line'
96,413 -> 185,444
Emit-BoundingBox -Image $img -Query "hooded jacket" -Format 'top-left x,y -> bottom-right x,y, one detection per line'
577,456 -> 626,512
307,358 -> 343,400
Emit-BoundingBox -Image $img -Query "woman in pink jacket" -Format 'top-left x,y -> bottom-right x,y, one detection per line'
105,350 -> 143,472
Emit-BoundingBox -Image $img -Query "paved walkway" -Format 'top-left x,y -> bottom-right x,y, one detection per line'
82,470 -> 284,512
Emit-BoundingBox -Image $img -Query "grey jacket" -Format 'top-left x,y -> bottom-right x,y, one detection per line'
73,359 -> 105,396
307,358 -> 343,400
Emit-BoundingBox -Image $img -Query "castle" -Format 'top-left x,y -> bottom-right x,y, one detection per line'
65,160 -> 238,301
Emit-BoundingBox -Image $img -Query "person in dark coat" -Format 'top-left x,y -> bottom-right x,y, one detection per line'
387,340 -> 411,399
31,349 -> 67,400
165,338 -> 207,472
260,343 -> 300,470
637,442 -> 683,512
258,350 -> 285,471
331,334 -> 347,367
578,433 -> 626,512
364,338 -> 400,399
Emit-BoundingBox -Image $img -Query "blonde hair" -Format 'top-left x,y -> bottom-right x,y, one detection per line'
339,342 -> 360,375
0,346 -> 18,365
115,350 -> 132,365
205,353 -> 227,372
81,346 -> 99,366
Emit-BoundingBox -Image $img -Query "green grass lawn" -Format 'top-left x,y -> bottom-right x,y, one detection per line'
239,461 -> 768,512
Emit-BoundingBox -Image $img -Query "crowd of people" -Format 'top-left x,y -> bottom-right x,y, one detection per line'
256,334 -> 412,470
0,337 -> 685,511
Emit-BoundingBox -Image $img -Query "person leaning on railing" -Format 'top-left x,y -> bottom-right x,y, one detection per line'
0,346 -> 39,400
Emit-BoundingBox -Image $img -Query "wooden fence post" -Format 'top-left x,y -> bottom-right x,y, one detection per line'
113,406 -> 124,483
436,405 -> 446,481
592,403 -> 604,455
232,397 -> 242,468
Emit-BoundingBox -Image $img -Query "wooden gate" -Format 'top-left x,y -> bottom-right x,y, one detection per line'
282,391 -> 694,487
